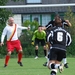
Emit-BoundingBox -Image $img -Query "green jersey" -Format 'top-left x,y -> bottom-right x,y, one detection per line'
32,30 -> 46,41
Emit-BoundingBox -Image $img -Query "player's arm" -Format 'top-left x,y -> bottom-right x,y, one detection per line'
17,24 -> 30,30
62,19 -> 72,27
65,20 -> 72,27
0,27 -> 7,46
42,21 -> 53,30
47,31 -> 53,47
31,31 -> 36,45
66,32 -> 72,46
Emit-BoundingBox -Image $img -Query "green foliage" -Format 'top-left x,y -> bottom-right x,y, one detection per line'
0,0 -> 12,35
64,6 -> 75,56
0,0 -> 8,5
19,20 -> 39,57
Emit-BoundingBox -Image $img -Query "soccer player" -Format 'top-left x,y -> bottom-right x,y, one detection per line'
47,22 -> 72,75
0,17 -> 30,67
31,25 -> 47,59
43,14 -> 71,68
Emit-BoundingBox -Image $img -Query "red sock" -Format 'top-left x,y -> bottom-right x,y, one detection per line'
18,53 -> 22,62
5,55 -> 10,65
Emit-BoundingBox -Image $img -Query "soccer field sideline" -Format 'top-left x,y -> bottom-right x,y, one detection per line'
0,57 -> 75,75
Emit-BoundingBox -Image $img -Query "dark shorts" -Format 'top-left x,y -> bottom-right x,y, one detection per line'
49,48 -> 66,62
35,38 -> 46,46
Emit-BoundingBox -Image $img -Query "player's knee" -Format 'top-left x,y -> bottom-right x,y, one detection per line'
19,50 -> 23,53
35,46 -> 38,50
7,51 -> 11,56
43,45 -> 46,50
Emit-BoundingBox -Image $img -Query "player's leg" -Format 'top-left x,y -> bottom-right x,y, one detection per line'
4,41 -> 14,67
34,38 -> 39,59
48,49 -> 58,75
34,45 -> 39,59
62,53 -> 68,68
16,40 -> 23,66
4,51 -> 12,67
17,50 -> 23,66
43,43 -> 50,66
48,49 -> 64,75
41,39 -> 47,58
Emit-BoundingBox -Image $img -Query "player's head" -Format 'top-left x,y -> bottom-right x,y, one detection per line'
54,14 -> 62,26
38,25 -> 43,32
8,17 -> 14,26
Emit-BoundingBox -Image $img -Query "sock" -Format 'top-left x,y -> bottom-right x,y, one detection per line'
18,52 -> 22,62
5,55 -> 10,66
44,50 -> 46,56
35,50 -> 38,56
55,64 -> 60,69
49,63 -> 55,69
62,58 -> 67,64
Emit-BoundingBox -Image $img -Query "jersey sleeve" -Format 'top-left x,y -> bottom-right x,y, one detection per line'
45,20 -> 53,29
1,26 -> 8,43
32,30 -> 37,41
17,24 -> 28,30
47,31 -> 53,44
62,19 -> 69,27
66,32 -> 72,46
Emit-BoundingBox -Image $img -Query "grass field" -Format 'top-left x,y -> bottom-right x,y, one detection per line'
0,57 -> 75,75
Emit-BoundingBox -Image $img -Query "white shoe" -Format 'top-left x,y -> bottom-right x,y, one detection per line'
59,63 -> 64,73
34,56 -> 38,59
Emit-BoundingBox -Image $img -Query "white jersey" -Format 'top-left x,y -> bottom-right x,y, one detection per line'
1,24 -> 28,43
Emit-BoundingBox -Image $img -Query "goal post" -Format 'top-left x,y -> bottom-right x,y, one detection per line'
0,3 -> 75,8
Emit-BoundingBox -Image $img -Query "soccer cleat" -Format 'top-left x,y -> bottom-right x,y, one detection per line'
43,62 -> 47,66
64,63 -> 68,68
50,73 -> 56,75
50,71 -> 56,75
18,62 -> 23,66
4,64 -> 7,68
59,63 -> 64,73
34,56 -> 38,59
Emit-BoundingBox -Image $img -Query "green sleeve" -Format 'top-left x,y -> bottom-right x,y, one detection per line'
32,30 -> 37,41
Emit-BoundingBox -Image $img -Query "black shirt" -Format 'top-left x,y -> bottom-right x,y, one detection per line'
47,27 -> 72,51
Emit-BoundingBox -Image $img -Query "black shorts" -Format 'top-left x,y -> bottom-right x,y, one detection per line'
49,48 -> 66,62
35,38 -> 46,46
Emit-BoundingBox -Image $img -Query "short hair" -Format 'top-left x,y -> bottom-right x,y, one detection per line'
38,25 -> 42,27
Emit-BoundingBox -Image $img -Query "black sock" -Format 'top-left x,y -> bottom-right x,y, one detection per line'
44,50 -> 46,56
35,50 -> 38,56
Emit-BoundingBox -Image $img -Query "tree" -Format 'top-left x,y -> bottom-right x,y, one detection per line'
64,6 -> 75,56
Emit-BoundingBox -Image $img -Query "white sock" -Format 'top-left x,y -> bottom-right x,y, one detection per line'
55,64 -> 60,69
51,69 -> 57,73
62,58 -> 67,64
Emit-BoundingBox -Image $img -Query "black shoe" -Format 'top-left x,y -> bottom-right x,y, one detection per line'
18,62 -> 23,66
4,64 -> 7,68
64,63 -> 68,68
43,62 -> 47,67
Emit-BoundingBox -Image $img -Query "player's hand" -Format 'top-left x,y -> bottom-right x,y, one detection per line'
31,41 -> 34,45
0,43 -> 4,46
27,26 -> 30,30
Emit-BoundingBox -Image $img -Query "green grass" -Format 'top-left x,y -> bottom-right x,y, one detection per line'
0,57 -> 75,75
